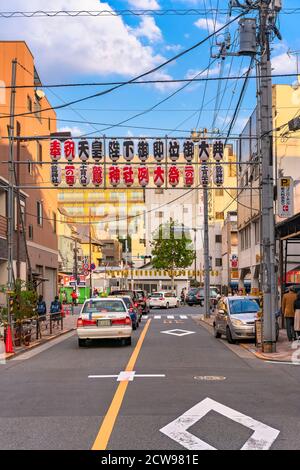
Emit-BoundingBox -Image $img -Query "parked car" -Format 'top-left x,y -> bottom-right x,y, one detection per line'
186,287 -> 220,307
135,290 -> 150,314
109,290 -> 143,320
149,291 -> 180,309
77,298 -> 132,347
114,295 -> 139,330
213,296 -> 261,343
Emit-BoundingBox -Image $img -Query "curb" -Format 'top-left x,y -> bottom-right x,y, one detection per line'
2,327 -> 76,361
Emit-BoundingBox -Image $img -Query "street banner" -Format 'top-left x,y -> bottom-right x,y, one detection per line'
278,177 -> 294,218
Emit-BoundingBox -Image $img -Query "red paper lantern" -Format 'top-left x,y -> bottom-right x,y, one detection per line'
154,166 -> 165,187
65,165 -> 76,186
123,165 -> 134,187
50,139 -> 62,161
138,166 -> 149,187
184,165 -> 194,187
168,165 -> 180,187
92,165 -> 103,187
64,139 -> 75,161
109,165 -> 121,187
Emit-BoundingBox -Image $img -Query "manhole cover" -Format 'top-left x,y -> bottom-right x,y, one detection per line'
194,376 -> 226,381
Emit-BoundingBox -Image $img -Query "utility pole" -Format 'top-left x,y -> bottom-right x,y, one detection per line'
7,59 -> 17,327
258,0 -> 278,352
89,209 -> 93,297
229,0 -> 281,351
203,186 -> 211,318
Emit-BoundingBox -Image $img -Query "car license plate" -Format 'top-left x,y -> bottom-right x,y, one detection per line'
97,319 -> 111,327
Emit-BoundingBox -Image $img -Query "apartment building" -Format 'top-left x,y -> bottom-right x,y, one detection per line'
0,41 -> 58,307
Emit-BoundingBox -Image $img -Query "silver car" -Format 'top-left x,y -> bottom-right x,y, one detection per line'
213,296 -> 260,343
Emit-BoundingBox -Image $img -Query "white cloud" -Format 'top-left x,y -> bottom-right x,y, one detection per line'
185,64 -> 221,80
128,0 -> 160,8
58,126 -> 84,136
133,17 -> 163,43
194,18 -> 224,34
1,0 -> 166,81
165,44 -> 182,53
272,52 -> 297,75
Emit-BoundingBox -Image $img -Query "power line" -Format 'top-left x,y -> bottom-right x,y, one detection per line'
0,73 -> 297,90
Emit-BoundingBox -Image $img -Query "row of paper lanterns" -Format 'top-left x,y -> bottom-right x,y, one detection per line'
102,269 -> 220,278
50,163 -> 224,188
50,138 -> 225,163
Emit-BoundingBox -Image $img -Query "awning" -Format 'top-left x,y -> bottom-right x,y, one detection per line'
276,212 -> 300,240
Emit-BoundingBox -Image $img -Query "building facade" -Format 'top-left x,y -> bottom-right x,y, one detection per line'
0,41 -> 58,307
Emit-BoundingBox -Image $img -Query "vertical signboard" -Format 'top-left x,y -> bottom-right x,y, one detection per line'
278,177 -> 294,218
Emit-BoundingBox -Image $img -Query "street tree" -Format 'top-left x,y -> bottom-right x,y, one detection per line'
151,219 -> 195,290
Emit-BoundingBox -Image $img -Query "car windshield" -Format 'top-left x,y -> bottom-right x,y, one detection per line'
229,299 -> 260,315
121,298 -> 132,308
151,293 -> 163,298
83,300 -> 126,313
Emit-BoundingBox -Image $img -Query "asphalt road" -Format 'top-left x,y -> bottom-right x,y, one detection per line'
0,304 -> 300,450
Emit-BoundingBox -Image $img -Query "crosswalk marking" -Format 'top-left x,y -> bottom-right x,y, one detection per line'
167,315 -> 174,319
142,314 -> 200,321
180,315 -> 188,319
154,315 -> 162,319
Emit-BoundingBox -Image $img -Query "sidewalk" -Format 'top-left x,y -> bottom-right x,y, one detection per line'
0,312 -> 78,362
199,313 -> 297,363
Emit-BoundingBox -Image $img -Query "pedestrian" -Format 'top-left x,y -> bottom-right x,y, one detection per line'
36,295 -> 46,319
71,289 -> 78,306
62,290 -> 67,304
180,288 -> 186,305
294,291 -> 300,340
50,295 -> 62,326
282,286 -> 298,341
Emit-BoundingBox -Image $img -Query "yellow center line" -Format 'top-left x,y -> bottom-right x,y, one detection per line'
91,319 -> 152,451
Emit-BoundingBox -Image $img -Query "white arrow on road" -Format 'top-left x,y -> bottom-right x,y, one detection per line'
160,398 -> 280,450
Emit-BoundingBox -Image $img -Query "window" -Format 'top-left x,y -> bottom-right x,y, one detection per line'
254,220 -> 260,245
28,224 -> 33,240
215,189 -> 224,197
28,160 -> 33,175
156,211 -> 164,218
240,224 -> 251,251
37,201 -> 43,226
14,198 -> 25,231
27,95 -> 32,112
215,235 -> 222,243
215,212 -> 224,220
53,212 -> 57,233
139,239 -> 146,246
37,141 -> 42,164
215,258 -> 222,267
34,99 -> 41,121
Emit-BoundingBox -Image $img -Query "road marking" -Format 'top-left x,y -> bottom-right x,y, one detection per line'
180,315 -> 188,319
11,331 -> 75,361
161,329 -> 195,337
194,376 -> 226,381
167,315 -> 174,319
143,315 -> 148,320
91,319 -> 151,451
89,372 -> 165,382
266,361 -> 300,366
154,315 -> 161,319
160,397 -> 280,450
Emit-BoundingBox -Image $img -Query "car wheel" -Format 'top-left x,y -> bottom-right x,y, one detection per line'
226,327 -> 236,344
78,338 -> 86,347
166,303 -> 169,309
213,324 -> 222,339
132,323 -> 137,331
176,301 -> 179,308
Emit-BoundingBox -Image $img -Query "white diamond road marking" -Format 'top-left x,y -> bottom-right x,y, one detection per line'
160,398 -> 280,450
88,371 -> 166,382
161,329 -> 195,337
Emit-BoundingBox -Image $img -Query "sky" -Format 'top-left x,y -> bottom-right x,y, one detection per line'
1,0 -> 300,139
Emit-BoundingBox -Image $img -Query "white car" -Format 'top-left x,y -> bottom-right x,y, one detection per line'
77,298 -> 132,347
149,291 -> 180,309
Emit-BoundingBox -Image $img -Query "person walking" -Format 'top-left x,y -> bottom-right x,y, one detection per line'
36,295 -> 46,319
294,291 -> 300,340
50,295 -> 62,326
180,288 -> 186,305
282,286 -> 297,341
62,290 -> 67,304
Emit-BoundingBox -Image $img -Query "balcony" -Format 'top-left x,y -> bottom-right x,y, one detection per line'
0,215 -> 7,239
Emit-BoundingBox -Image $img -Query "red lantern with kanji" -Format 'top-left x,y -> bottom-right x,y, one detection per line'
109,165 -> 121,187
184,165 -> 194,187
50,139 -> 62,161
168,165 -> 180,187
153,166 -> 165,187
138,166 -> 149,187
64,139 -> 75,161
92,165 -> 103,187
65,165 -> 76,186
123,165 -> 134,187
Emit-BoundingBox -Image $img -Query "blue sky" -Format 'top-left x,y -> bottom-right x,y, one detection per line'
1,0 -> 300,138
